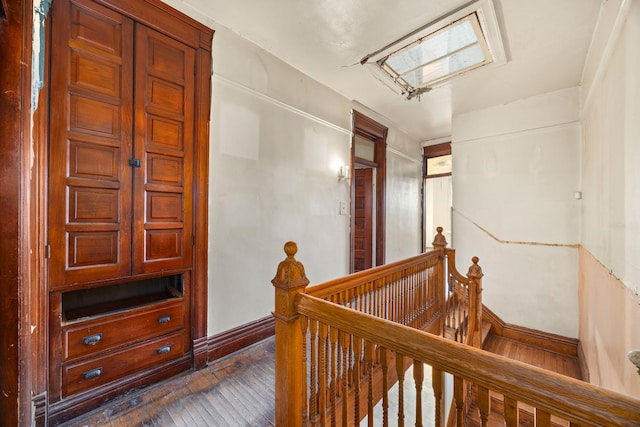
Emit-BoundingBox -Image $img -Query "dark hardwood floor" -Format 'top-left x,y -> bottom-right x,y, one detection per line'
61,338 -> 276,427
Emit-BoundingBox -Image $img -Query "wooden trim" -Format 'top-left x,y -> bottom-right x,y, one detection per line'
501,325 -> 578,357
0,0 -> 34,424
192,33 -> 213,371
577,340 -> 590,382
424,142 -> 451,158
192,336 -> 209,370
482,306 -> 578,357
207,316 -> 275,363
94,0 -> 213,49
351,110 -> 387,271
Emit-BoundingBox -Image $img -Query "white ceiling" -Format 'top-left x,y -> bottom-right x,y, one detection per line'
186,0 -> 602,141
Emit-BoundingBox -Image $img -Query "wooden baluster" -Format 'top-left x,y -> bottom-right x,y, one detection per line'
432,368 -> 444,427
535,408 -> 551,427
396,354 -> 406,427
329,327 -> 338,426
378,346 -> 388,427
413,360 -> 424,427
503,396 -> 518,427
353,337 -> 362,426
433,227 -> 448,334
340,332 -> 350,426
319,323 -> 328,427
309,320 -> 319,426
454,376 -> 464,426
467,256 -> 484,348
301,319 -> 309,425
477,385 -> 490,427
272,241 -> 310,427
365,341 -> 375,427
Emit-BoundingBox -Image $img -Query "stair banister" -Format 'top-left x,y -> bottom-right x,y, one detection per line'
271,241 -> 309,427
296,293 -> 640,426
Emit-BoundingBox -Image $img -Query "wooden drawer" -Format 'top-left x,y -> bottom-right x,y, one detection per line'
62,299 -> 184,361
62,330 -> 185,397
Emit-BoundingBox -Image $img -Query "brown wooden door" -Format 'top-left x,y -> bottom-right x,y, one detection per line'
132,25 -> 195,275
353,168 -> 373,272
48,0 -> 134,288
48,0 -> 195,286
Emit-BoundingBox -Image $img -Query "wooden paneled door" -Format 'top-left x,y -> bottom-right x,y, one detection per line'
48,0 -> 197,287
133,24 -> 195,275
353,168 -> 373,272
48,0 -> 135,288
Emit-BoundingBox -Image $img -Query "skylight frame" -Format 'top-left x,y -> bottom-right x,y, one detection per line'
362,0 -> 507,99
379,13 -> 491,94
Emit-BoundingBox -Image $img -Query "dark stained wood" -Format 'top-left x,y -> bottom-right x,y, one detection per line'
0,0 -> 30,424
351,110 -> 387,272
207,315 -> 275,362
62,337 -> 277,427
44,0 -> 213,422
192,34 -> 213,370
353,168 -> 373,272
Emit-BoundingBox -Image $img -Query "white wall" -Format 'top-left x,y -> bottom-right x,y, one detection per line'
152,3 -> 424,335
579,0 -> 640,397
208,27 -> 354,334
451,87 -> 581,338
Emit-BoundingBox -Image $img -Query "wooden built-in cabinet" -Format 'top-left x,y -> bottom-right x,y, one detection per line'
46,0 -> 212,422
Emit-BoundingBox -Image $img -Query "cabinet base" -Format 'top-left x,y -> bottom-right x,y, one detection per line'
47,355 -> 191,426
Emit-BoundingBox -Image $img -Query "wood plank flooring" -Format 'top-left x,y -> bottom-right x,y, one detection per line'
482,334 -> 582,380
61,337 -> 277,427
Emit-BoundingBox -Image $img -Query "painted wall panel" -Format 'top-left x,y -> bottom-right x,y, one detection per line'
452,87 -> 581,337
579,0 -> 640,397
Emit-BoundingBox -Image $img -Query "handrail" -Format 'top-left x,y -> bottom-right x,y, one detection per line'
297,294 -> 640,426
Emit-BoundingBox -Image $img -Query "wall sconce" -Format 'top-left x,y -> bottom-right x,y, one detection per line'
338,165 -> 350,182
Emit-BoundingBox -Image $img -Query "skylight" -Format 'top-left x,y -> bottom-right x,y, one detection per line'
361,0 -> 506,100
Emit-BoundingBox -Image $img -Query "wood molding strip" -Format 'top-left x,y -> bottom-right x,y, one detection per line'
207,316 -> 275,363
482,306 -> 578,357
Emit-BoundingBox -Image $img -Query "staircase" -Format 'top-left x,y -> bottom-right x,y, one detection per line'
462,318 -> 583,427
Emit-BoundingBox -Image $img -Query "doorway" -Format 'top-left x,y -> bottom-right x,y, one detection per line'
423,142 -> 452,249
350,111 -> 387,273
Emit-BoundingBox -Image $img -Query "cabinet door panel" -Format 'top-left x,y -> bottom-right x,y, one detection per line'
133,25 -> 194,274
49,0 -> 133,288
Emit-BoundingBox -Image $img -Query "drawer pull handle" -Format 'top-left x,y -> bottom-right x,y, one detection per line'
157,315 -> 171,324
82,333 -> 103,346
83,368 -> 103,380
156,345 -> 172,355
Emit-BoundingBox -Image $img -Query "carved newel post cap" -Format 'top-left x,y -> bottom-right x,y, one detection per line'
271,241 -> 310,290
432,226 -> 448,249
467,256 -> 484,279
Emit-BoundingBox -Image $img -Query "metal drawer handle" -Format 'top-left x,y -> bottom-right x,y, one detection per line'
157,315 -> 171,324
83,367 -> 103,380
156,345 -> 172,355
82,333 -> 103,346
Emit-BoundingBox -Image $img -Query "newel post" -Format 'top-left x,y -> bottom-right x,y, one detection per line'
272,241 -> 310,427
467,256 -> 484,348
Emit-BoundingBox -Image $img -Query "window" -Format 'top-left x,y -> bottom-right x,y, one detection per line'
361,0 -> 506,99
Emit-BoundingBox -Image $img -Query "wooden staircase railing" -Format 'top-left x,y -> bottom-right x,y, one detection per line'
271,234 -> 640,427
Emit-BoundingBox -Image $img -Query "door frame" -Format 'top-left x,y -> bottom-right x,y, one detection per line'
350,110 -> 387,272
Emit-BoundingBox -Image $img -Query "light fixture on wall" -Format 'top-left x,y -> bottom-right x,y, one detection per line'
338,165 -> 350,182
